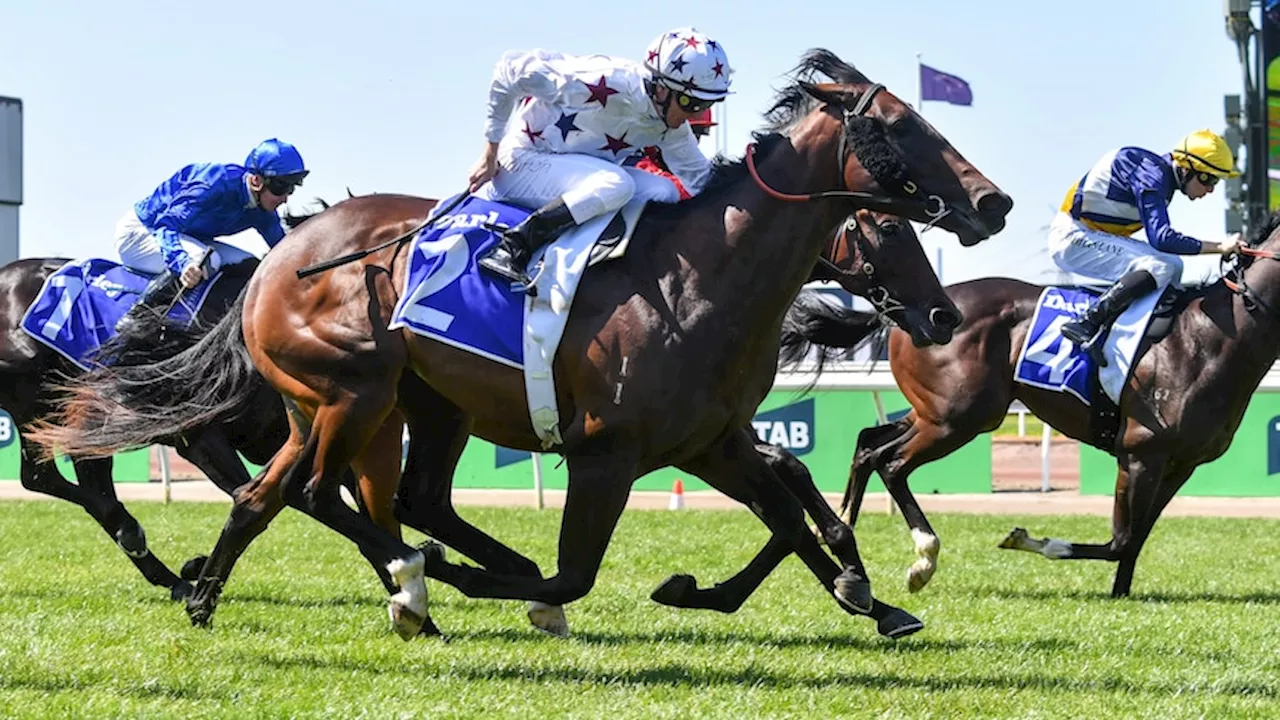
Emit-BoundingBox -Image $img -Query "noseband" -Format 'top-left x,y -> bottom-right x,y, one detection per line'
745,82 -> 950,230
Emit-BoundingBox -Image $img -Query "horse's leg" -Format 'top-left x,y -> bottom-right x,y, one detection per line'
652,439 -> 923,638
391,378 -> 563,635
678,429 -> 873,615
839,421 -> 912,530
998,455 -> 1178,597
1111,461 -> 1188,597
283,393 -> 433,640
18,437 -> 186,596
423,451 -> 636,607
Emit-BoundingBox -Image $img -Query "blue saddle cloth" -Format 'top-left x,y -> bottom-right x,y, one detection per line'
388,195 -> 533,368
1013,286 -> 1101,405
20,259 -> 219,370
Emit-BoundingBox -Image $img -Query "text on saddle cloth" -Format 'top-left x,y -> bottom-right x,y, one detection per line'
19,258 -> 222,371
1013,285 -> 1161,405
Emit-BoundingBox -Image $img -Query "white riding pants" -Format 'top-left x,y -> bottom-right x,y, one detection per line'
1046,212 -> 1183,290
476,149 -> 681,223
113,210 -> 257,276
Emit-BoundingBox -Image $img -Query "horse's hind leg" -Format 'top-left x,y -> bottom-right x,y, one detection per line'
680,429 -> 873,616
19,438 -> 185,596
391,376 -> 562,634
998,456 -> 1182,597
652,439 -> 922,639
294,396 -> 433,640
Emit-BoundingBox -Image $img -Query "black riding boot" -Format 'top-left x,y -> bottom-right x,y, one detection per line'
477,198 -> 578,288
1060,269 -> 1158,366
115,270 -> 182,335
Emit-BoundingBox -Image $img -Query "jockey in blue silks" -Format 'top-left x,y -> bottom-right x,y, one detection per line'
113,138 -> 308,332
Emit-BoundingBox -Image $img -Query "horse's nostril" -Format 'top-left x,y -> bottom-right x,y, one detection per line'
930,307 -> 963,328
976,191 -> 1013,220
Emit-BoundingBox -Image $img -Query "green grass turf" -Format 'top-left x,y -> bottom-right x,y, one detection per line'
0,500 -> 1277,718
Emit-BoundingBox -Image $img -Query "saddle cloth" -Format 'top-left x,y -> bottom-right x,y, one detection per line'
387,194 -> 645,448
20,259 -> 221,370
1013,285 -> 1161,405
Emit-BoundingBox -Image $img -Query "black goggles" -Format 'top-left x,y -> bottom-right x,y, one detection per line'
263,173 -> 306,196
1195,172 -> 1219,188
674,92 -> 716,115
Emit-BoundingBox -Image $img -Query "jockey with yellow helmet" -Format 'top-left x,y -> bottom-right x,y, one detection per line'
468,27 -> 732,287
1048,129 -> 1241,360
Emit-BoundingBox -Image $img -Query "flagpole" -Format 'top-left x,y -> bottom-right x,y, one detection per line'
916,52 -> 923,111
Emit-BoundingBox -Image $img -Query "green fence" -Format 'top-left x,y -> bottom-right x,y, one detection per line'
446,384 -> 991,494
1079,392 -> 1280,497
0,409 -> 151,482
0,380 -> 992,493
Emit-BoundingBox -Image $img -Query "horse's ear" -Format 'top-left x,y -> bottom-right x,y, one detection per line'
346,187 -> 356,199
798,81 -> 849,108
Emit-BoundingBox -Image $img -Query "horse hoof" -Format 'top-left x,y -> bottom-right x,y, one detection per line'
834,569 -> 873,615
418,540 -> 446,566
187,608 -> 213,629
877,608 -> 924,640
180,556 -> 208,582
907,560 -> 936,594
388,596 -> 427,641
998,528 -> 1028,549
115,523 -> 149,558
527,601 -> 570,638
650,574 -> 698,607
169,581 -> 195,603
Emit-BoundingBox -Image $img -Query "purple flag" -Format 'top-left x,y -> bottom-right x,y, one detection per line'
919,64 -> 972,106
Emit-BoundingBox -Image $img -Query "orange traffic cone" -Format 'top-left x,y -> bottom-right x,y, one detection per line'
668,478 -> 685,510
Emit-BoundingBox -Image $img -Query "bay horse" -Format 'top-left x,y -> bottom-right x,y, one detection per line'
774,214 -> 1280,598
34,49 -> 1011,639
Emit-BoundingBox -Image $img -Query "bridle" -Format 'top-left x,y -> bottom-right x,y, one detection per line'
818,214 -> 906,319
1223,245 -> 1280,319
744,82 -> 951,245
745,81 -> 942,316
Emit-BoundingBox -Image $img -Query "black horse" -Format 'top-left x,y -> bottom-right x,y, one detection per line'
0,256 -> 283,599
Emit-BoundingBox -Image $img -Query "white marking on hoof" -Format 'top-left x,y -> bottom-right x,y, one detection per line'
907,529 -> 939,593
1040,538 -> 1073,559
386,552 -> 427,640
527,601 -> 570,638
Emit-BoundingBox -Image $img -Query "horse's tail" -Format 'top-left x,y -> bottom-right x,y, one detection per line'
28,289 -> 262,461
778,292 -> 889,373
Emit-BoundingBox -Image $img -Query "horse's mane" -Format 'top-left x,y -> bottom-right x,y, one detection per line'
762,49 -> 869,134
1247,209 -> 1280,248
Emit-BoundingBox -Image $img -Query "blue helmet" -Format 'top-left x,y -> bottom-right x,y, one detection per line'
245,138 -> 308,179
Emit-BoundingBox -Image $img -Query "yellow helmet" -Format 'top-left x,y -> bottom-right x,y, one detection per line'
1171,129 -> 1241,179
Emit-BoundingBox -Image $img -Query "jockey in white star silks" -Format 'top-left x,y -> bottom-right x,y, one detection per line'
1047,129 -> 1242,364
469,27 -> 733,287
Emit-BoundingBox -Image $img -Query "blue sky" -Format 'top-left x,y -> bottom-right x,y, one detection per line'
0,0 -> 1252,285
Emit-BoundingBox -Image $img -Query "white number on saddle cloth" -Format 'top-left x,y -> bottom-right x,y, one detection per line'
40,275 -> 84,340
399,232 -> 471,332
0,416 -> 11,444
1023,314 -> 1075,385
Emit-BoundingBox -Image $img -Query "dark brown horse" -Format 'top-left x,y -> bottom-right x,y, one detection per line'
776,215 -> 1280,598
0,257 -> 290,599
34,50 -> 1011,638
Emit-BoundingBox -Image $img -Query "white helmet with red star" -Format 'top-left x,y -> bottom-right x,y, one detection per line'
644,27 -> 732,101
